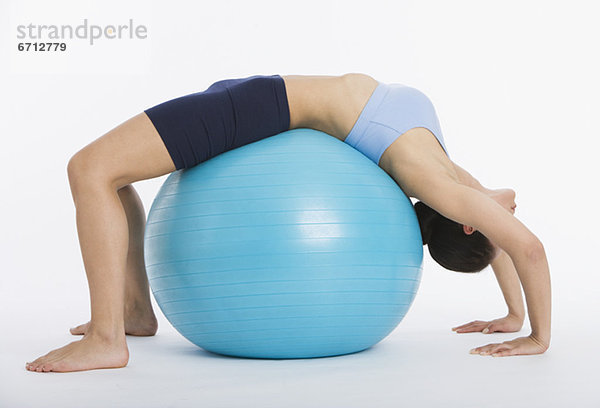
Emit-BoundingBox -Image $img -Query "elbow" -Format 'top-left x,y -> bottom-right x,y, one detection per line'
524,237 -> 546,263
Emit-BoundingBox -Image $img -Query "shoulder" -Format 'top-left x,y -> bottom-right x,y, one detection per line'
383,137 -> 539,255
391,154 -> 538,256
379,126 -> 454,193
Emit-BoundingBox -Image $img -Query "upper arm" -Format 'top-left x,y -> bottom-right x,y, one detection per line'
382,128 -> 540,258
415,176 -> 539,258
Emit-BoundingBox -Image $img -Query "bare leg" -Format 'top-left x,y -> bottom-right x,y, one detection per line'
70,184 -> 158,337
26,113 -> 176,373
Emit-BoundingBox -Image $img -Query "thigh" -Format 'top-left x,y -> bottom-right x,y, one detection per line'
71,112 -> 176,190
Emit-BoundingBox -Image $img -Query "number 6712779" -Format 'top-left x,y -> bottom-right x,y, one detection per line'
17,42 -> 67,52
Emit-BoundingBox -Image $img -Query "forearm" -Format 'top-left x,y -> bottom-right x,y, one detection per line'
510,241 -> 552,346
491,250 -> 525,319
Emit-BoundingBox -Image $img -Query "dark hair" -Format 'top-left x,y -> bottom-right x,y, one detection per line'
414,201 -> 496,273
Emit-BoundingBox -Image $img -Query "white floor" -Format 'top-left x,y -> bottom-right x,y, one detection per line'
2,246 -> 597,408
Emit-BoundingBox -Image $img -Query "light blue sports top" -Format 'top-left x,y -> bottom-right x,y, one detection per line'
344,81 -> 449,166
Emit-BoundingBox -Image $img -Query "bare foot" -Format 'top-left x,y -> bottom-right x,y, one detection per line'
25,333 -> 129,373
70,307 -> 158,337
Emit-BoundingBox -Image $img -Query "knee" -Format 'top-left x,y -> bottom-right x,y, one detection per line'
67,151 -> 88,188
67,149 -> 111,193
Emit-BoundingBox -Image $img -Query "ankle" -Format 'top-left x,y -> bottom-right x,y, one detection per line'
125,298 -> 155,318
85,324 -> 126,343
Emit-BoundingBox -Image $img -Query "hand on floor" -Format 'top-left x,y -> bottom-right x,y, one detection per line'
451,314 -> 524,334
469,334 -> 549,357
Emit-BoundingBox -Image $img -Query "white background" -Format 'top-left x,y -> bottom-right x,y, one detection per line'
1,0 -> 599,406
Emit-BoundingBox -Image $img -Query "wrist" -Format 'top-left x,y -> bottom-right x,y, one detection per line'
507,310 -> 525,322
530,331 -> 551,349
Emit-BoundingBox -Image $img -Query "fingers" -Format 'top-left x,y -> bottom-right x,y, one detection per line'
452,321 -> 507,334
452,320 -> 484,330
470,342 -> 512,356
452,320 -> 486,333
489,348 -> 519,357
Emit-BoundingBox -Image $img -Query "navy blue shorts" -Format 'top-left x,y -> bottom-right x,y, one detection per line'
144,74 -> 290,170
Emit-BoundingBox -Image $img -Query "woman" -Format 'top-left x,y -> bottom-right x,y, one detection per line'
25,73 -> 551,373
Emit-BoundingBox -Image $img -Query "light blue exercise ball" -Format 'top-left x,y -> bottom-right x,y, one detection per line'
144,128 -> 423,359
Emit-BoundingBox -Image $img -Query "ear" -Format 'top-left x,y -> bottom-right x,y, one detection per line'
463,225 -> 475,235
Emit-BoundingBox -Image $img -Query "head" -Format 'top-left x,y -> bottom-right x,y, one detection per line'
414,189 -> 516,273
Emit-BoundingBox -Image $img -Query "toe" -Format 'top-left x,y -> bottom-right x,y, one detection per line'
70,324 -> 86,335
30,352 -> 55,370
31,360 -> 44,371
30,357 -> 43,368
